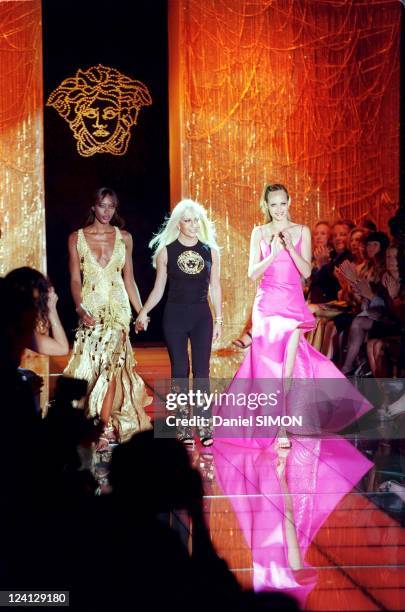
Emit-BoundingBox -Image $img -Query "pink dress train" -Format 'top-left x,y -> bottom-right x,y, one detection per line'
212,229 -> 373,606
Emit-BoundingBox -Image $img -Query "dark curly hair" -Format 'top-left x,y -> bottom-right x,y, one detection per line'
5,267 -> 51,331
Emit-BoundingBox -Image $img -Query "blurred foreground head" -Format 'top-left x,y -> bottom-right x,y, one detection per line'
0,271 -> 39,369
110,428 -> 201,512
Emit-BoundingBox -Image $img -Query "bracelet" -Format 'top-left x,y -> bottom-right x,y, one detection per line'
215,316 -> 224,325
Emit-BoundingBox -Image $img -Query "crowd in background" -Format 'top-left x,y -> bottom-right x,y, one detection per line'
305,213 -> 405,516
306,214 -> 405,379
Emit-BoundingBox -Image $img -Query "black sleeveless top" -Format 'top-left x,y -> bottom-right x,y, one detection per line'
166,239 -> 212,304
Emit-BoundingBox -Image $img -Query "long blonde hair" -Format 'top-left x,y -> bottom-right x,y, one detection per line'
149,198 -> 220,267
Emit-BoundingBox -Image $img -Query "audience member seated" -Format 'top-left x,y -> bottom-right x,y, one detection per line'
5,267 -> 69,356
338,232 -> 391,374
0,275 -> 46,589
328,231 -> 389,367
308,228 -> 364,358
304,221 -> 332,298
312,220 -> 332,252
308,219 -> 354,305
367,245 -> 405,380
348,227 -> 367,265
306,220 -> 354,352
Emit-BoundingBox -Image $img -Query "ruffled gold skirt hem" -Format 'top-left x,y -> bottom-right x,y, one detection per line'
64,323 -> 152,443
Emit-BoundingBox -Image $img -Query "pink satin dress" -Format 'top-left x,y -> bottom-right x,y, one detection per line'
213,226 -> 373,606
244,227 -> 361,381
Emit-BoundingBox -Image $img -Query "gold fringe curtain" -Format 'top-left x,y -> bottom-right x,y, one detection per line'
0,0 -> 47,409
0,0 -> 45,275
168,0 -> 400,348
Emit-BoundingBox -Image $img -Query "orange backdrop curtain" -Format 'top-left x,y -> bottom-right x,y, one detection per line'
0,0 -> 45,275
168,0 -> 401,349
0,0 -> 47,403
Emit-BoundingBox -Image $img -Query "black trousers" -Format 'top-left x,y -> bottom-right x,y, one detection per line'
163,302 -> 213,439
163,302 -> 213,378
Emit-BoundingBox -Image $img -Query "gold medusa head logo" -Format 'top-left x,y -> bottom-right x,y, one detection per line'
177,251 -> 205,275
46,64 -> 152,156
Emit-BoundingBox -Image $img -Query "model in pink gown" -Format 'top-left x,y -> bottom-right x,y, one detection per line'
213,226 -> 373,606
240,226 -> 373,394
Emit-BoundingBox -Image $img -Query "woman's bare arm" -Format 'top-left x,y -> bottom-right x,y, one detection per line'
68,231 -> 95,326
140,249 -> 168,314
248,227 -> 280,280
209,248 -> 222,342
122,231 -> 143,314
135,249 -> 168,330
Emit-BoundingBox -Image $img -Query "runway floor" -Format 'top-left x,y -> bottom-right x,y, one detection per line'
28,346 -> 405,611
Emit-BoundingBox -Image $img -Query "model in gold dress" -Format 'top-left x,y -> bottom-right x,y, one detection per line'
64,188 -> 151,447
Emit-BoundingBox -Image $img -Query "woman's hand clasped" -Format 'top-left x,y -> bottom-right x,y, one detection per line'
279,230 -> 294,252
135,310 -> 150,333
269,234 -> 284,257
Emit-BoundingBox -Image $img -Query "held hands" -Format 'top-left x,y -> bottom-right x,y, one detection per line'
135,309 -> 150,333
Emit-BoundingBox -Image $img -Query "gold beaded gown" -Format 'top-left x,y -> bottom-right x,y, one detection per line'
64,226 -> 152,442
